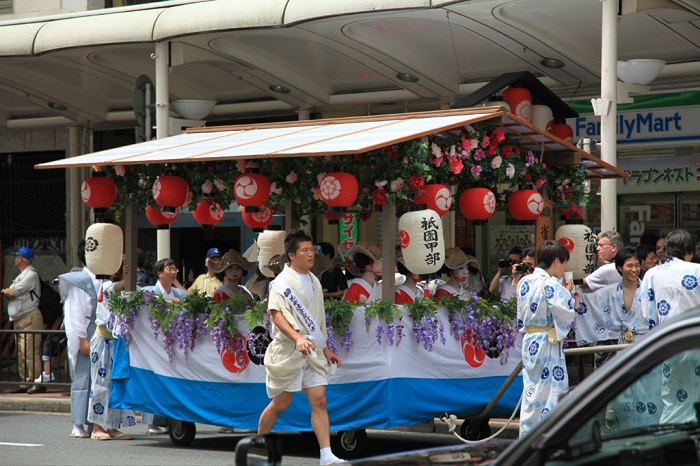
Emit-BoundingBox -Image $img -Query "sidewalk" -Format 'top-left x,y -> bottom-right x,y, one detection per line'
0,385 -> 71,413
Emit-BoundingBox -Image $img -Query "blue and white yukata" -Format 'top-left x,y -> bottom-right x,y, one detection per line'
640,257 -> 700,424
517,267 -> 575,437
59,267 -> 99,428
138,282 -> 187,427
87,281 -> 137,430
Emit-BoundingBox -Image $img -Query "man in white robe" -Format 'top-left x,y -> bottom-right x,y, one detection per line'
517,240 -> 575,437
640,229 -> 700,424
258,230 -> 343,465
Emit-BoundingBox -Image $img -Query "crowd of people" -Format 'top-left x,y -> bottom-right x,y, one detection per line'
5,225 -> 700,462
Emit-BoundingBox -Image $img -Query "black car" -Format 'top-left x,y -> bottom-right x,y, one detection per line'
237,310 -> 700,465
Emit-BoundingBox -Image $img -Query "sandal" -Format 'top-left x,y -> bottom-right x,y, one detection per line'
90,432 -> 111,441
110,432 -> 134,440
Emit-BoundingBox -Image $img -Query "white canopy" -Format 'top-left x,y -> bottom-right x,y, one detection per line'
36,108 -> 628,179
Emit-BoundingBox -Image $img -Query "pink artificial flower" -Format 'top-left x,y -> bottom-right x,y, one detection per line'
390,178 -> 403,192
311,186 -> 322,200
448,157 -> 464,174
491,155 -> 503,169
317,172 -> 326,184
480,137 -> 490,148
470,165 -> 482,177
535,178 -> 546,189
286,171 -> 298,184
236,160 -> 247,172
492,128 -> 506,144
375,179 -> 388,188
201,180 -> 213,194
461,137 -> 471,152
525,151 -> 536,166
270,182 -> 283,195
473,149 -> 486,161
213,178 -> 226,191
114,165 -> 126,177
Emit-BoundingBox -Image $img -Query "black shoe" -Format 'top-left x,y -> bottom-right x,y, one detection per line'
27,385 -> 47,395
10,387 -> 28,394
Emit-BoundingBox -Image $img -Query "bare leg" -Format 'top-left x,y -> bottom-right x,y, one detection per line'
306,385 -> 331,449
258,392 -> 293,434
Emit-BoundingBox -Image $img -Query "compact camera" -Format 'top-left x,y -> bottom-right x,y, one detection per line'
498,258 -> 514,269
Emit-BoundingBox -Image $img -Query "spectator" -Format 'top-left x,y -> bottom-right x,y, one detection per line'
35,327 -> 66,384
1,247 -> 45,394
340,241 -> 382,304
655,235 -> 667,264
135,248 -> 154,287
489,247 -> 523,300
636,243 -> 657,279
188,247 -> 223,297
57,240 -> 101,438
318,242 -> 348,299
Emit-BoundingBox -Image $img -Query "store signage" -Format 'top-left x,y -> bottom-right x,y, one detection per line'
616,155 -> 700,194
338,213 -> 358,252
569,106 -> 700,147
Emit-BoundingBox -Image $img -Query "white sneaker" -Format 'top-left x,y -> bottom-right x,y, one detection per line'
33,372 -> 55,383
148,426 -> 166,435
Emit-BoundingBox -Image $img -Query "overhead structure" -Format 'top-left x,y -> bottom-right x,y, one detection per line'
36,107 -> 627,180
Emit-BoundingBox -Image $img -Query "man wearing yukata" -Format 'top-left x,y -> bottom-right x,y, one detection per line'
640,229 -> 700,425
257,230 -> 343,465
516,240 -> 576,437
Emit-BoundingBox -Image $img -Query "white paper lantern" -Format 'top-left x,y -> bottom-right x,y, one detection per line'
531,105 -> 553,130
556,224 -> 596,282
398,209 -> 445,274
85,223 -> 124,279
257,230 -> 286,278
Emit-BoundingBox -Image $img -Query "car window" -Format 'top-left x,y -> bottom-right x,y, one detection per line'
544,349 -> 700,464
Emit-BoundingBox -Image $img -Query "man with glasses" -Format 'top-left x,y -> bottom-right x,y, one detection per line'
139,258 -> 187,434
578,230 -> 626,368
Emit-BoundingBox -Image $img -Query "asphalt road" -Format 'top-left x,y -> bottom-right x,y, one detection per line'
0,411 -> 471,465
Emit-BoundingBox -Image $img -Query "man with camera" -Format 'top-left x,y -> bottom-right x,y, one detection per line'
489,247 -> 534,300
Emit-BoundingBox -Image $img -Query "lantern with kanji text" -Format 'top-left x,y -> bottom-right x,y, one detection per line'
398,207 -> 445,274
556,223 -> 595,282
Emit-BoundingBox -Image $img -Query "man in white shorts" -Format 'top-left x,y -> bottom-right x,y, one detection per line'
257,230 -> 343,465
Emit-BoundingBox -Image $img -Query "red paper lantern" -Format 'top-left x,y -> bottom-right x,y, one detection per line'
234,169 -> 270,213
152,175 -> 189,213
319,172 -> 358,211
192,199 -> 224,229
508,189 -> 544,221
81,174 -> 117,209
549,122 -> 574,143
145,205 -> 178,229
459,188 -> 496,223
242,206 -> 274,232
502,86 -> 532,122
415,184 -> 452,217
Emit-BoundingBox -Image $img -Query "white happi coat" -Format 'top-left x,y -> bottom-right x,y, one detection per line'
265,264 -> 328,398
640,257 -> 700,424
517,267 -> 575,437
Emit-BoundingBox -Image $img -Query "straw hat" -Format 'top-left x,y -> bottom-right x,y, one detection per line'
265,252 -> 329,277
209,249 -> 257,273
338,240 -> 382,276
443,247 -> 480,270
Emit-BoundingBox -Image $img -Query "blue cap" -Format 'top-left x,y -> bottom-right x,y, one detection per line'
206,247 -> 222,259
11,246 -> 34,261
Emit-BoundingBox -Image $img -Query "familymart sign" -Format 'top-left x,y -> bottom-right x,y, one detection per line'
570,106 -> 700,147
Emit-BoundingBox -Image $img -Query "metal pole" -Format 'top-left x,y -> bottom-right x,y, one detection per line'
600,0 -> 618,232
68,126 -> 83,268
155,41 -> 171,260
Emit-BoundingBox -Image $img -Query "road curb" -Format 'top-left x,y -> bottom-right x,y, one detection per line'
0,396 -> 71,413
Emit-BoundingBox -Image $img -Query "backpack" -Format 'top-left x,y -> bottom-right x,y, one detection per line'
30,279 -> 63,327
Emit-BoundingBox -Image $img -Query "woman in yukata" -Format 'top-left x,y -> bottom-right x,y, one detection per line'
394,255 -> 422,305
210,250 -> 257,303
433,247 -> 481,302
340,241 -> 383,305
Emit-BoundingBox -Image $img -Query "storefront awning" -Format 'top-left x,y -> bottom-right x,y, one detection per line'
36,108 -> 628,179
